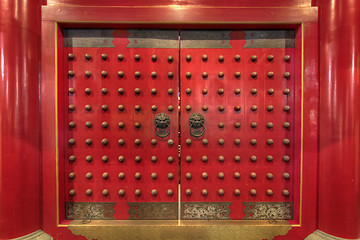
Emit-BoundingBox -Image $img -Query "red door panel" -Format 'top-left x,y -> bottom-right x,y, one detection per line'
62,29 -> 179,220
179,30 -> 297,220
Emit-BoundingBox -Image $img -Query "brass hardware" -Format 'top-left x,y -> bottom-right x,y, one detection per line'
102,172 -> 109,179
283,122 -> 290,128
151,88 -> 157,95
85,105 -> 91,111
251,55 -> 257,62
101,138 -> 109,145
68,88 -> 75,94
284,72 -> 291,78
283,88 -> 290,95
85,121 -> 92,128
151,156 -> 157,162
185,139 -> 192,145
118,172 -> 125,179
283,155 -> 290,162
151,55 -> 157,62
218,138 -> 224,145
135,71 -> 141,78
118,122 -> 125,128
234,122 -> 241,128
186,55 -> 191,61
284,55 -> 291,62
283,139 -> 290,145
250,172 -> 257,179
202,105 -> 208,111
234,55 -> 241,61
284,105 -> 290,112
218,155 -> 224,162
234,172 -> 240,179
267,173 -> 274,180
251,72 -> 257,78
85,172 -> 92,179
135,189 -> 141,196
151,105 -> 157,111
85,156 -> 92,162
168,72 -> 174,78
267,72 -> 274,78
185,189 -> 192,196
168,173 -> 174,180
201,156 -> 208,162
234,189 -> 241,196
218,88 -> 224,95
202,72 -> 208,78
186,173 -> 192,179
118,156 -> 125,162
267,155 -> 273,162
135,172 -> 141,179
250,189 -> 257,196
118,54 -> 124,61
202,172 -> 208,179
234,105 -> 241,111
118,88 -> 125,95
101,54 -> 107,60
234,155 -> 240,162
101,71 -> 108,77
234,72 -> 241,79
186,72 -> 191,78
118,71 -> 124,78
218,172 -> 224,179
151,189 -> 158,196
266,189 -> 273,196
85,53 -> 91,60
202,139 -> 208,145
234,88 -> 241,95
68,138 -> 75,145
85,189 -> 92,196
268,88 -> 274,95
85,139 -> 92,145
134,139 -> 141,145
250,139 -> 257,145
154,113 -> 171,138
234,138 -> 241,145
68,53 -> 75,60
85,71 -> 91,78
282,190 -> 290,196
168,156 -> 174,163
185,105 -> 191,111
135,156 -> 141,162
151,71 -> 157,78
101,105 -> 108,111
202,88 -> 208,94
267,139 -> 274,145
69,189 -> 76,196
101,88 -> 108,94
185,156 -> 192,162
267,122 -> 274,128
251,105 -> 257,111
283,172 -> 290,179
168,88 -> 174,95
218,72 -> 224,78
218,122 -> 224,128
218,105 -> 225,111
202,189 -> 208,196
168,55 -> 173,62
168,139 -> 174,145
168,105 -> 174,111
218,189 -> 224,196
68,70 -> 75,77
251,88 -> 257,95
68,172 -> 75,179
250,155 -> 257,162
267,55 -> 274,61
202,54 -> 208,61
69,122 -> 76,128
251,122 -> 257,128
267,105 -> 274,111
218,55 -> 224,62
69,155 -> 76,162
134,105 -> 141,111
118,189 -> 125,196
134,54 -> 140,61
85,88 -> 91,94
167,189 -> 173,196
189,113 -> 205,137
68,104 -> 75,111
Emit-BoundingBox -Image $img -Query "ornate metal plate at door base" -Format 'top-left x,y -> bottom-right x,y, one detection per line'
181,202 -> 231,220
154,113 -> 171,138
243,202 -> 293,220
65,202 -> 116,220
128,202 -> 178,220
188,113 -> 205,138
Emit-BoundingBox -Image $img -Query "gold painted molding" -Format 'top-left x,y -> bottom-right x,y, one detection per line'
306,230 -> 360,240
68,220 -> 292,240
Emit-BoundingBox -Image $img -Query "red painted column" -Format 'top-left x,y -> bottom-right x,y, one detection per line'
318,0 -> 360,238
0,0 -> 41,239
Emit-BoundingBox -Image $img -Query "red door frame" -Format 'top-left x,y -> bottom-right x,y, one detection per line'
41,5 -> 318,239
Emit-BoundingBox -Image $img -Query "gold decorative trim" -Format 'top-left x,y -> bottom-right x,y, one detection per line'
65,202 -> 116,220
243,202 -> 293,220
181,202 -> 231,220
68,220 -> 292,240
128,202 -> 178,220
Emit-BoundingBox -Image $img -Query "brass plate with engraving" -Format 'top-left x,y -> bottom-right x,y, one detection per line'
65,202 -> 116,220
243,202 -> 294,220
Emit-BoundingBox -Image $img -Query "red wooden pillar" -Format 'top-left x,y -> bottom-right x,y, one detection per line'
318,0 -> 360,238
0,0 -> 41,239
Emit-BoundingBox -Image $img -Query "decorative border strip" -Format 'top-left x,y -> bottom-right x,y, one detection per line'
65,202 -> 116,220
243,202 -> 293,220
128,202 -> 178,220
181,202 -> 231,220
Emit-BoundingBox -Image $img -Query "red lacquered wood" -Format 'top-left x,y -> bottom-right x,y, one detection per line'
45,0 -> 311,7
318,0 -> 360,238
0,0 -> 41,239
42,5 -> 318,239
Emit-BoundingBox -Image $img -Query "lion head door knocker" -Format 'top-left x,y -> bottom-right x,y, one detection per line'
154,113 -> 171,138
189,113 -> 205,137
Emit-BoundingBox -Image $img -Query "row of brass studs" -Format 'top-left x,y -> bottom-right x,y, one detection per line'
68,53 -> 175,63
68,104 -> 290,112
184,54 -> 291,63
183,72 -> 291,79
183,172 -> 290,180
68,70 -> 174,79
184,155 -> 290,163
68,172 -> 175,180
69,87 -> 290,96
68,138 -> 290,146
184,188 -> 290,197
68,121 -> 290,129
68,189 -> 175,197
68,155 -> 176,163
